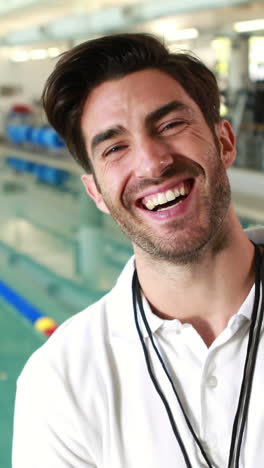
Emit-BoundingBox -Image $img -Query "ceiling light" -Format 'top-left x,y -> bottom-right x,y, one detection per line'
30,49 -> 48,60
11,50 -> 29,62
169,28 -> 199,41
48,47 -> 61,58
152,19 -> 198,42
234,19 -> 264,33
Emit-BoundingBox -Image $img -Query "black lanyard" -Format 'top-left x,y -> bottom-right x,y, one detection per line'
132,244 -> 264,468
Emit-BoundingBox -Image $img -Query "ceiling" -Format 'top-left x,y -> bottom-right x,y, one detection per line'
0,0 -> 264,46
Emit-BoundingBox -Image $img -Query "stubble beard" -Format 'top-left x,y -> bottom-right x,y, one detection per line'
98,153 -> 231,265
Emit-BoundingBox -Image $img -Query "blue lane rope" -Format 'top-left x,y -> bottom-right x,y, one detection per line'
0,279 -> 44,324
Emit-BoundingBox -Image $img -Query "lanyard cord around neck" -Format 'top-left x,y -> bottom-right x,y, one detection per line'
132,244 -> 264,468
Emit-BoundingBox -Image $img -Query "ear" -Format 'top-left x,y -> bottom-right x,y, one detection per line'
81,174 -> 110,214
215,120 -> 236,168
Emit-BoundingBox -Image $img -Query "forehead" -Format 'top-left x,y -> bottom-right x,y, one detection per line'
81,69 -> 200,137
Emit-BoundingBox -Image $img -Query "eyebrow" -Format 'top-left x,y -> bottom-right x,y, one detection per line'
91,125 -> 126,154
145,100 -> 190,126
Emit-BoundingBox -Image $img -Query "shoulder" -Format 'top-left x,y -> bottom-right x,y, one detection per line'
13,257 -> 136,466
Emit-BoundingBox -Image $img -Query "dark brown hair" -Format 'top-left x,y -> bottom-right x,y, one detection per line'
42,33 -> 220,173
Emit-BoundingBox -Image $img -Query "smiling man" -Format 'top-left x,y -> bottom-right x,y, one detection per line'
80,69 -> 232,267
13,34 -> 264,468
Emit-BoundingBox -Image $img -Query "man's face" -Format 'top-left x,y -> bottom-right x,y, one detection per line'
81,69 -> 236,263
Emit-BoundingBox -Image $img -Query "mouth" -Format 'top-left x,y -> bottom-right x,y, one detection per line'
138,179 -> 194,212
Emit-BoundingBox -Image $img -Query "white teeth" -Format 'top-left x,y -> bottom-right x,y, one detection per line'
153,195 -> 159,205
145,200 -> 155,210
180,185 -> 185,196
166,190 -> 175,202
143,181 -> 190,210
157,192 -> 167,205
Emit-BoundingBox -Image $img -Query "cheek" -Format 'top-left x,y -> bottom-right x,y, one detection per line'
174,126 -> 216,159
96,159 -> 132,199
191,133 -> 219,164
189,127 -> 216,148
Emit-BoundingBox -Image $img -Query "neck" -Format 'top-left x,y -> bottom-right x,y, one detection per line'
133,212 -> 256,347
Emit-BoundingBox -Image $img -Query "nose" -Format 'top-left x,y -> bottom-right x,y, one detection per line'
134,137 -> 174,178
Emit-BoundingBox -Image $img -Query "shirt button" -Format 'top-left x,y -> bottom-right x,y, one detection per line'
207,375 -> 218,388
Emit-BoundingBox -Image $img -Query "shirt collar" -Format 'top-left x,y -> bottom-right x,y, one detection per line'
108,256 -> 163,340
236,283 -> 255,321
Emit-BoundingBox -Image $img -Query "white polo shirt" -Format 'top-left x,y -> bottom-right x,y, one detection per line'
12,228 -> 264,468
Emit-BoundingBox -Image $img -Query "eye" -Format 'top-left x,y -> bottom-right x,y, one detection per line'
159,119 -> 187,134
104,144 -> 128,157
